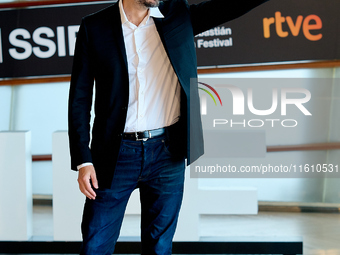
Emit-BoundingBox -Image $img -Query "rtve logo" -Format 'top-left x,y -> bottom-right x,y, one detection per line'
263,12 -> 323,41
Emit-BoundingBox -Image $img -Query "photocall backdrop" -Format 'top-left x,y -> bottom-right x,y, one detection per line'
0,0 -> 339,79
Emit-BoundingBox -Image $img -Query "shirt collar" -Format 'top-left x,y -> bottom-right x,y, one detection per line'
149,6 -> 164,18
119,0 -> 164,26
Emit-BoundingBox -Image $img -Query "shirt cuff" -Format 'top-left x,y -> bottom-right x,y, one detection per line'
77,162 -> 93,170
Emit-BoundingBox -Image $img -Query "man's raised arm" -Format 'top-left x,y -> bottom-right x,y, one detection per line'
189,0 -> 270,36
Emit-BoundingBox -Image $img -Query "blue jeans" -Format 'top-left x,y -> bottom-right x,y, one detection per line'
80,134 -> 185,255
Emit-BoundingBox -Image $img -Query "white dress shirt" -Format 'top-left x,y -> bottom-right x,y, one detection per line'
119,0 -> 181,132
77,1 -> 181,170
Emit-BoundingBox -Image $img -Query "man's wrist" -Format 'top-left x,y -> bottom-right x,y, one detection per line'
77,162 -> 93,170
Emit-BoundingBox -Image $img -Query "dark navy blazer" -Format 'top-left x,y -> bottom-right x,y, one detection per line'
68,0 -> 269,188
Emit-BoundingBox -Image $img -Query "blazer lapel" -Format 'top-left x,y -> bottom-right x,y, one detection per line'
153,17 -> 173,66
109,2 -> 128,70
153,17 -> 165,43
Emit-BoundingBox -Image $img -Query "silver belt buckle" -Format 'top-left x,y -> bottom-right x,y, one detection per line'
135,131 -> 152,141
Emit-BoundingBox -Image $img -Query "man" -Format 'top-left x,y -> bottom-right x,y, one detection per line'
68,0 -> 269,254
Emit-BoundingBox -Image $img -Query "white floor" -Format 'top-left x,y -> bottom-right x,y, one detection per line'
30,205 -> 340,255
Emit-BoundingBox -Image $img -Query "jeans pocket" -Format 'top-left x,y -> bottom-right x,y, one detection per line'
161,139 -> 172,156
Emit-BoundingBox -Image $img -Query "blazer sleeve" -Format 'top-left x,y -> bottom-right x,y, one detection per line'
68,18 -> 94,171
189,0 -> 270,36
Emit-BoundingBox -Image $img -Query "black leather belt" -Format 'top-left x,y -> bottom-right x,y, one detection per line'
123,128 -> 165,141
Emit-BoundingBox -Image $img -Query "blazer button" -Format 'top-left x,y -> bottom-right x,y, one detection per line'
118,133 -> 123,137
122,106 -> 127,110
